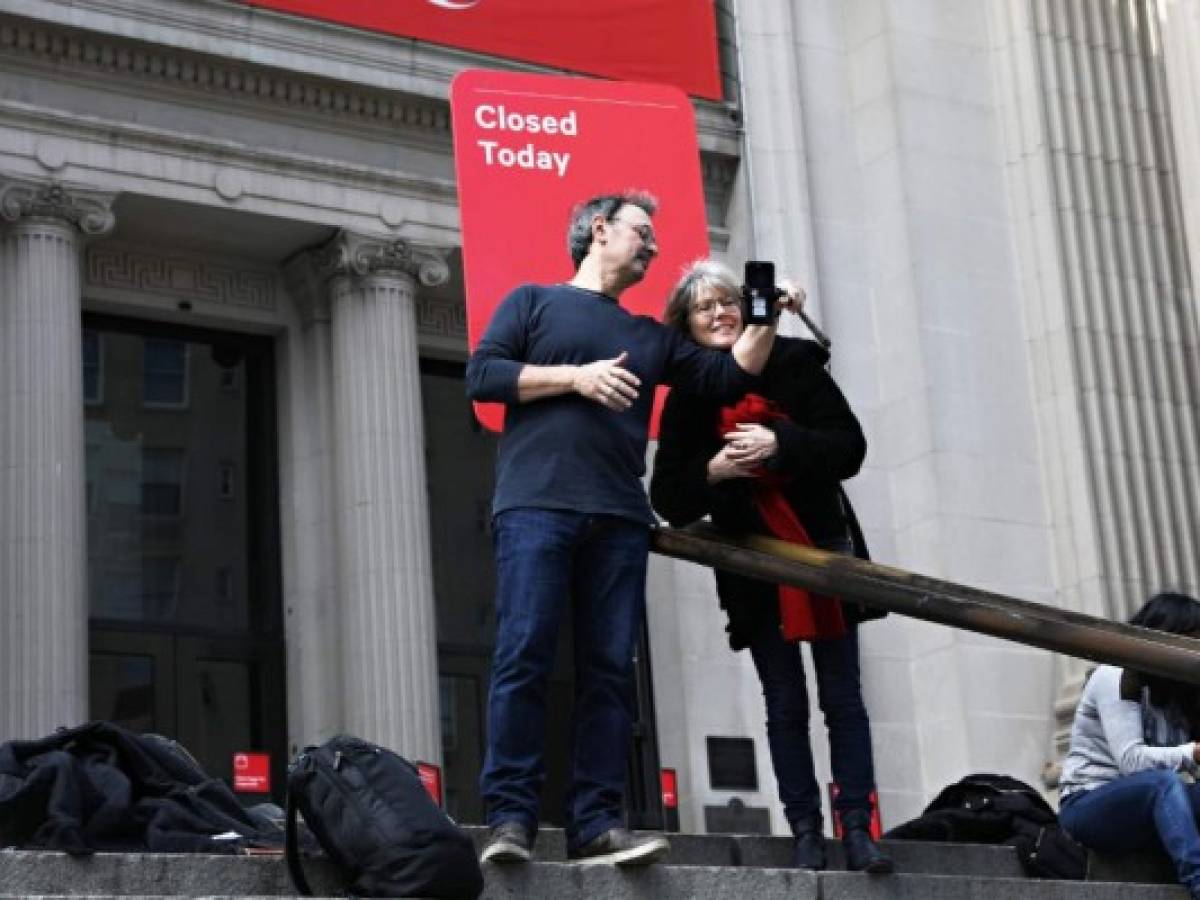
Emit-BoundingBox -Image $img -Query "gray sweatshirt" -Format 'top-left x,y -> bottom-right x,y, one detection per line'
1060,665 -> 1197,798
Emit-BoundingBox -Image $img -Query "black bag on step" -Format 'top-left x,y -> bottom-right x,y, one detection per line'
884,773 -> 1086,880
284,734 -> 483,898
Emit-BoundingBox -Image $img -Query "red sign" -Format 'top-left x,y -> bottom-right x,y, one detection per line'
239,1 -> 721,100
451,69 -> 711,435
417,761 -> 443,806
661,768 -> 678,809
829,784 -> 882,839
233,752 -> 271,793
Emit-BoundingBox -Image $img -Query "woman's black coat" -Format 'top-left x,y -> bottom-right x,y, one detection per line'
650,336 -> 880,650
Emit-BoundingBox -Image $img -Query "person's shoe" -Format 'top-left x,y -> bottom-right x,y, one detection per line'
840,809 -> 893,874
789,815 -> 827,870
568,828 -> 670,866
480,821 -> 533,864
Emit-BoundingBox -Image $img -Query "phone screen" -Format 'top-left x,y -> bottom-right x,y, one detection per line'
743,261 -> 776,325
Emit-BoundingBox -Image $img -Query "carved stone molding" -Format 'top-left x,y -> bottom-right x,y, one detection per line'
0,17 -> 450,140
0,179 -> 115,235
85,243 -> 277,310
414,293 -> 467,341
312,230 -> 451,288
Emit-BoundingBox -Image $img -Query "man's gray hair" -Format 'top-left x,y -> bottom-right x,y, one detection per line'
566,191 -> 659,270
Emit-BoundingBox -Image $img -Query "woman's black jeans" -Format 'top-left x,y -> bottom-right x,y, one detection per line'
746,536 -> 876,833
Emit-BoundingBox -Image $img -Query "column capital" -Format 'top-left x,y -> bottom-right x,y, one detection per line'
0,178 -> 116,237
312,230 -> 451,288
282,248 -> 332,326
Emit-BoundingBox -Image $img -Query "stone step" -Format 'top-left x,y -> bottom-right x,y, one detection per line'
462,825 -> 1025,877
0,859 -> 1190,900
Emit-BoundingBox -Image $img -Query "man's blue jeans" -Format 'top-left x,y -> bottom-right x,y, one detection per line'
479,507 -> 650,850
748,620 -> 876,831
1060,770 -> 1200,897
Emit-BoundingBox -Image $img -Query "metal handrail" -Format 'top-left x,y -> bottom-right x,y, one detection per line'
651,524 -> 1200,685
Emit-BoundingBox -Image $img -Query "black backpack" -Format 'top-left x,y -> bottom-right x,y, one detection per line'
284,734 -> 483,898
885,773 -> 1087,880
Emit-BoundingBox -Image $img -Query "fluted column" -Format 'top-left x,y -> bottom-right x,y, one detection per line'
280,251 -> 343,750
0,179 -> 115,741
317,231 -> 448,764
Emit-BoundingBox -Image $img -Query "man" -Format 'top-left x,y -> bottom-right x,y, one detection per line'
466,191 -> 796,866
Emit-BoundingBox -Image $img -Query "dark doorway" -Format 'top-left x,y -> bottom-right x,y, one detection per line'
83,314 -> 286,799
420,359 -> 663,829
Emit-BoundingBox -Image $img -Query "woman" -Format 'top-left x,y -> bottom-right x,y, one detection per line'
649,260 -> 891,873
1059,592 -> 1200,898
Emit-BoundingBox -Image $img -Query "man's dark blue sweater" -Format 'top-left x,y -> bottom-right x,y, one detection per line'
465,283 -> 755,524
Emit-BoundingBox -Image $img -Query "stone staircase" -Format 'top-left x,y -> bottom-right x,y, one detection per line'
0,826 -> 1185,899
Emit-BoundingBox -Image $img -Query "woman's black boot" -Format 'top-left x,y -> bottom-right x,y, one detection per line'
840,809 -> 894,874
789,815 -> 827,870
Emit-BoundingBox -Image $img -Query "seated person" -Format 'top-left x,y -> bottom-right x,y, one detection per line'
1059,592 -> 1200,898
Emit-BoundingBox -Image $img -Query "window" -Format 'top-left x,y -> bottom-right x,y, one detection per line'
143,339 -> 188,407
142,557 -> 180,620
141,448 -> 184,517
82,329 -> 103,405
216,566 -> 234,606
218,462 -> 235,500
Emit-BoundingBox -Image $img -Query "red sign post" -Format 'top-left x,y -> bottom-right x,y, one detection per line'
239,1 -> 721,100
451,69 -> 711,435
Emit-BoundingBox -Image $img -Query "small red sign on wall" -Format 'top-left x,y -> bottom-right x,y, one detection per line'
828,784 -> 882,839
233,752 -> 271,793
417,761 -> 443,807
661,768 -> 679,809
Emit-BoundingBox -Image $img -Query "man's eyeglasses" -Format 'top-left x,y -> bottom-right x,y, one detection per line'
609,216 -> 656,245
691,296 -> 741,317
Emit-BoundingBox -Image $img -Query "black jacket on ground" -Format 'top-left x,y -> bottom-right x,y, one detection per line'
0,721 -> 283,854
650,336 -> 878,650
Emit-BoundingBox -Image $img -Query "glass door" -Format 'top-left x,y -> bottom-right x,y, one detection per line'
84,314 -> 286,799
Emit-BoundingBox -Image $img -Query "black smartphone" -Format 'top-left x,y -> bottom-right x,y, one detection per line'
743,260 -> 776,325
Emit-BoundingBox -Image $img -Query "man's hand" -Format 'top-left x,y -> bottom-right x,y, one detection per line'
574,351 -> 641,411
723,423 -> 779,464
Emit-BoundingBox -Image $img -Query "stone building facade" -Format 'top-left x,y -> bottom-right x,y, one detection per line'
2,0 -> 1199,834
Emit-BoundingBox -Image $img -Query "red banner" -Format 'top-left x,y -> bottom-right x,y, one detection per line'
451,70 -> 710,435
239,1 -> 722,100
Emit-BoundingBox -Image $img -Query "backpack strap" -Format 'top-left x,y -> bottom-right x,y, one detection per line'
285,785 -> 314,897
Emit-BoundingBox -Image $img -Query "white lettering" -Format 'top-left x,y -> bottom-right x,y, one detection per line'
427,0 -> 481,9
472,104 -> 578,137
476,139 -> 571,178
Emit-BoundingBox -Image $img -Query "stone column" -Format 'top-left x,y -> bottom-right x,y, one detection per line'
279,251 -> 343,751
316,231 -> 448,765
0,179 -> 115,741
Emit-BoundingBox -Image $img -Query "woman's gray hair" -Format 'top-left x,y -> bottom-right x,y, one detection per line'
662,259 -> 741,334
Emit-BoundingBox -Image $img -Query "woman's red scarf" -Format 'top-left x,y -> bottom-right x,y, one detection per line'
719,394 -> 847,642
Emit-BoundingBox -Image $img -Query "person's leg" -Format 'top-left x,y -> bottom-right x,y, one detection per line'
564,515 -> 651,851
747,626 -> 827,869
810,625 -> 874,815
1061,770 -> 1200,896
747,626 -> 821,829
480,508 -> 582,838
810,623 -> 892,872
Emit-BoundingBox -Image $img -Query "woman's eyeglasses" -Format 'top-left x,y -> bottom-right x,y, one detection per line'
691,296 -> 740,317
